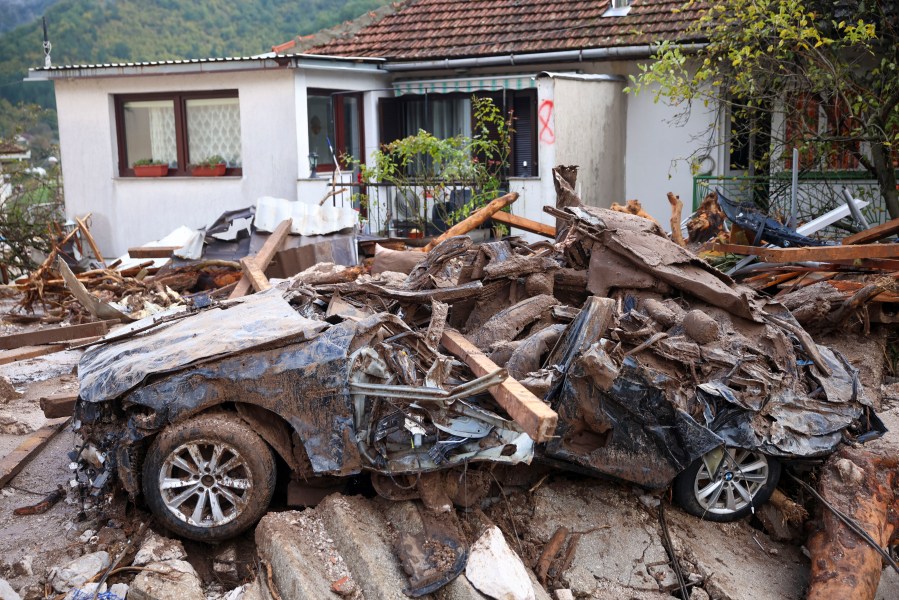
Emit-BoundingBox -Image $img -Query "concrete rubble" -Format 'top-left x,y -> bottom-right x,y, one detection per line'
0,165 -> 898,600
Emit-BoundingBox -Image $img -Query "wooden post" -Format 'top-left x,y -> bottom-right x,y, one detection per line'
229,218 -> 292,299
420,192 -> 519,252
441,329 -> 557,443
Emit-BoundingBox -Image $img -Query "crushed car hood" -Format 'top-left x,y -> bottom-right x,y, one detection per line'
78,289 -> 328,403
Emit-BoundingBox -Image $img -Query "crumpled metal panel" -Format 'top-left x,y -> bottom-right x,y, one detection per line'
78,289 -> 328,403
121,319 -> 364,476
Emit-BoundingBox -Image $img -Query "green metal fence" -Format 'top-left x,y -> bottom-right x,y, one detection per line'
693,172 -> 890,239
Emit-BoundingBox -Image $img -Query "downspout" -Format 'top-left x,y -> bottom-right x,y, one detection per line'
380,43 -> 707,72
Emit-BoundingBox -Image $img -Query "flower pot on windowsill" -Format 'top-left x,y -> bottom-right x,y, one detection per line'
191,163 -> 227,177
134,164 -> 169,177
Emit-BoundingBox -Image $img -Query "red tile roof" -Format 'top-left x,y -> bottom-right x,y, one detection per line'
295,0 -> 705,61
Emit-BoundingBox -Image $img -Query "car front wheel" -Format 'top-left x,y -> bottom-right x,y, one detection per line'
142,413 -> 276,542
672,447 -> 780,522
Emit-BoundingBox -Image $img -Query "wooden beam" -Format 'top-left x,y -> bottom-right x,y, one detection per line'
842,217 -> 899,245
0,320 -> 119,351
0,345 -> 64,366
76,216 -> 106,267
40,393 -> 79,419
127,246 -> 180,259
0,418 -> 70,488
240,256 -> 271,293
712,243 -> 899,262
421,192 -> 519,252
441,329 -> 557,443
229,218 -> 293,299
490,211 -> 556,238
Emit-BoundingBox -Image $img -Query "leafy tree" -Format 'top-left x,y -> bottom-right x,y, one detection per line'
629,0 -> 899,217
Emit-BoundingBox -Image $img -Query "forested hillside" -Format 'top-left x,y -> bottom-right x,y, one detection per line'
0,0 -> 58,33
0,0 -> 391,138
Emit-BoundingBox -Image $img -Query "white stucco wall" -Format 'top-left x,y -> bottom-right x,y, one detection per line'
55,68 -> 299,256
622,63 -> 719,229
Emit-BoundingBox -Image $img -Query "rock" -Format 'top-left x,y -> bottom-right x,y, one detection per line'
689,588 -> 710,600
129,560 -> 204,600
682,310 -> 719,344
78,530 -> 96,544
109,583 -> 129,599
465,526 -> 535,600
51,551 -> 111,593
331,575 -> 357,596
11,556 -> 32,578
553,591 -> 574,600
0,578 -> 21,600
835,458 -> 865,485
0,377 -> 22,404
0,416 -> 33,436
133,531 -> 187,566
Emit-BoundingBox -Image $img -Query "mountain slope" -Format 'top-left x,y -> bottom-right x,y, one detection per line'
0,0 -> 59,34
0,0 -> 392,137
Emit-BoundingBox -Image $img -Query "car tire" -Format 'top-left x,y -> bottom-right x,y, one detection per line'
672,447 -> 780,522
142,413 -> 276,542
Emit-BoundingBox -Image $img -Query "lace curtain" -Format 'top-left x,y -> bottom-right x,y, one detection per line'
186,98 -> 242,166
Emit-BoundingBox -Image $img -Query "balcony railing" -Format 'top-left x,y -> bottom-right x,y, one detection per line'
328,180 -> 507,239
693,172 -> 891,239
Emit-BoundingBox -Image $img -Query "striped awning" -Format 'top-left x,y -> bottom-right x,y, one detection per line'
393,74 -> 537,96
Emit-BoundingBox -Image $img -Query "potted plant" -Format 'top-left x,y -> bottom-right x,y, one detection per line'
133,159 -> 169,177
190,155 -> 227,177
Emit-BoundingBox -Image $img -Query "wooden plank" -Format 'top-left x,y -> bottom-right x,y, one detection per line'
0,320 -> 119,351
490,211 -> 556,238
76,216 -> 106,267
39,393 -> 79,419
441,329 -> 557,443
127,246 -> 180,259
240,256 -> 271,293
0,418 -> 70,489
229,218 -> 293,299
711,243 -> 899,262
0,345 -> 63,366
842,217 -> 899,245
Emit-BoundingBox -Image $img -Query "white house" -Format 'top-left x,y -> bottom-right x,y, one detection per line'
29,0 -> 727,256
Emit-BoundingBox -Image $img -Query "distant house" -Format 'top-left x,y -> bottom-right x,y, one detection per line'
30,0 -> 724,256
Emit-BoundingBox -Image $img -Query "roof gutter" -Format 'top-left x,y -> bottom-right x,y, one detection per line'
381,42 -> 707,72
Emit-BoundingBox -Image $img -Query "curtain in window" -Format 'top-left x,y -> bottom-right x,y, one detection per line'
148,107 -> 178,165
186,98 -> 242,166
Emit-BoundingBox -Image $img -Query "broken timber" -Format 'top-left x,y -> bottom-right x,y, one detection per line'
127,246 -> 181,259
489,211 -> 556,238
712,242 -> 899,262
421,192 -> 519,252
0,418 -> 70,489
841,216 -> 899,245
441,329 -> 557,443
0,320 -> 119,351
40,392 -> 79,419
230,218 -> 292,299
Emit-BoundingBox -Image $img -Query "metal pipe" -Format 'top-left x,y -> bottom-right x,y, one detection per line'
381,43 -> 707,72
789,148 -> 799,229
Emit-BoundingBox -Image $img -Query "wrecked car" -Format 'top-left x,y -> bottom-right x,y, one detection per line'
73,194 -> 885,548
73,289 -> 534,542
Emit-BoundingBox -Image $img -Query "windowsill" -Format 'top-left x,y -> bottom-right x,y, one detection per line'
116,176 -> 243,180
508,176 -> 541,181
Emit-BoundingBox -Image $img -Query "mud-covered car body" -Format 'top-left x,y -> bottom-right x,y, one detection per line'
73,289 -> 533,506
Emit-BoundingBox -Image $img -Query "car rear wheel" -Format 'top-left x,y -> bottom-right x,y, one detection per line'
142,413 -> 276,542
673,447 -> 780,522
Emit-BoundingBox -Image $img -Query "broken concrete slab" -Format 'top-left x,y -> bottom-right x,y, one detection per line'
0,578 -> 20,600
254,510 -> 352,600
50,551 -> 110,593
129,559 -> 205,600
665,508 -> 807,600
132,531 -> 187,566
317,494 -> 413,600
466,526 -> 535,600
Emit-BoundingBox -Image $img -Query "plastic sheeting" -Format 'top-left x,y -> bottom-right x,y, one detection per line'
254,196 -> 358,236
